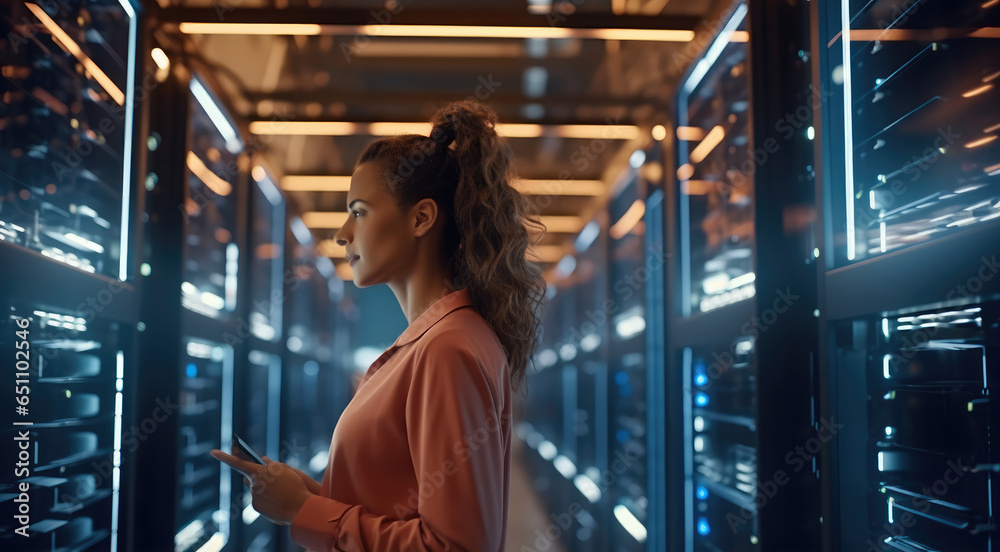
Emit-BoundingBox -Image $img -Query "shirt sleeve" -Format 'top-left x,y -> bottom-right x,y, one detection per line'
289,333 -> 507,552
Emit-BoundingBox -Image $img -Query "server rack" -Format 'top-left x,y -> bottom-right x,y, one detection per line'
311,256 -> 354,485
277,219 -> 351,504
519,231 -> 615,551
672,5 -> 761,550
136,63 -> 247,552
813,0 -> 1000,551
234,162 -> 285,552
519,274 -> 579,547
137,50 -> 356,552
670,0 -> 820,550
521,144 -> 669,552
605,168 -> 654,551
568,217 -> 612,552
0,1 -> 144,550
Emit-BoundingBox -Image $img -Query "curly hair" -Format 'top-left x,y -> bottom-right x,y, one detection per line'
356,101 -> 547,395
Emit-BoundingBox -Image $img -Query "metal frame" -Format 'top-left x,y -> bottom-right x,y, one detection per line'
825,220 -> 1000,321
746,1 -> 822,548
645,186 -> 668,552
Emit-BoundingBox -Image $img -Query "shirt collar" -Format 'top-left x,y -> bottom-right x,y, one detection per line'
392,288 -> 474,348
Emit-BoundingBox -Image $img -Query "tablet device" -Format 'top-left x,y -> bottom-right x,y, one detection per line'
232,433 -> 266,465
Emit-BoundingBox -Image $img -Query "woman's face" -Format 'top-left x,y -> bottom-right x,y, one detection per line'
334,162 -> 416,287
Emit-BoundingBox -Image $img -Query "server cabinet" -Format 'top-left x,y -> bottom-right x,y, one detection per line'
175,74 -> 244,552
520,246 -> 616,552
814,0 -> 1000,551
605,160 -> 669,552
234,163 -> 285,552
818,0 -> 999,270
569,218 -> 612,552
829,304 -> 998,552
671,0 -> 820,550
0,0 -> 139,280
136,64 -> 246,552
246,165 -> 285,347
274,247 -> 356,552
521,145 -> 668,552
0,0 -> 144,550
519,276 -> 579,547
672,5 -> 761,550
278,222 -> 350,499
605,170 -> 655,552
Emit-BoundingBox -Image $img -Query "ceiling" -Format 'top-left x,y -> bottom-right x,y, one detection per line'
150,0 -> 724,280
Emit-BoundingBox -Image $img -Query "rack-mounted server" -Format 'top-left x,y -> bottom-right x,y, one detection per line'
0,1 -> 141,550
816,1 -> 1000,551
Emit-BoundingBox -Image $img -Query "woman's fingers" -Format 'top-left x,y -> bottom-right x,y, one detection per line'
210,449 -> 258,477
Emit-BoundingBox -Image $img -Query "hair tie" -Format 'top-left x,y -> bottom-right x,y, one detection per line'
431,116 -> 457,148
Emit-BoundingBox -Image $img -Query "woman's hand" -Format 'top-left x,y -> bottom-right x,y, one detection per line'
280,460 -> 323,496
210,447 -> 314,526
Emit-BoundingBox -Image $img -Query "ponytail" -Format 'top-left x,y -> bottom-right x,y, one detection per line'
357,101 -> 546,395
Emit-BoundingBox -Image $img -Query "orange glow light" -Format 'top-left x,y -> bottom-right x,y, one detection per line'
26,3 -> 124,105
281,175 -> 353,192
969,27 -> 1000,38
609,200 -> 645,239
962,84 -> 994,98
249,120 -> 639,140
180,22 -> 693,42
676,126 -> 706,141
965,135 -> 998,149
681,180 -> 716,195
186,152 -> 232,197
689,125 -> 725,164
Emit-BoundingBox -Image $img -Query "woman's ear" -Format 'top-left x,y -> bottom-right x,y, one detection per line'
411,198 -> 439,238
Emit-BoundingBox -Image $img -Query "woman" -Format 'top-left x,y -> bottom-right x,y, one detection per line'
211,101 -> 546,551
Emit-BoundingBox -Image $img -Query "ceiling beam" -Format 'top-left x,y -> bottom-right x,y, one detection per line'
288,54 -> 608,71
242,90 -> 669,111
156,8 -> 701,31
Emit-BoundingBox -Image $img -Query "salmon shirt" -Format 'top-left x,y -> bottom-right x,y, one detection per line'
290,288 -> 511,551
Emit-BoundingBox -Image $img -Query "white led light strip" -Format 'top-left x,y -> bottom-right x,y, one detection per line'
841,0 -> 857,260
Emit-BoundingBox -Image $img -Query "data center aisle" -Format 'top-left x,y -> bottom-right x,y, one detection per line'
506,409 -> 568,552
